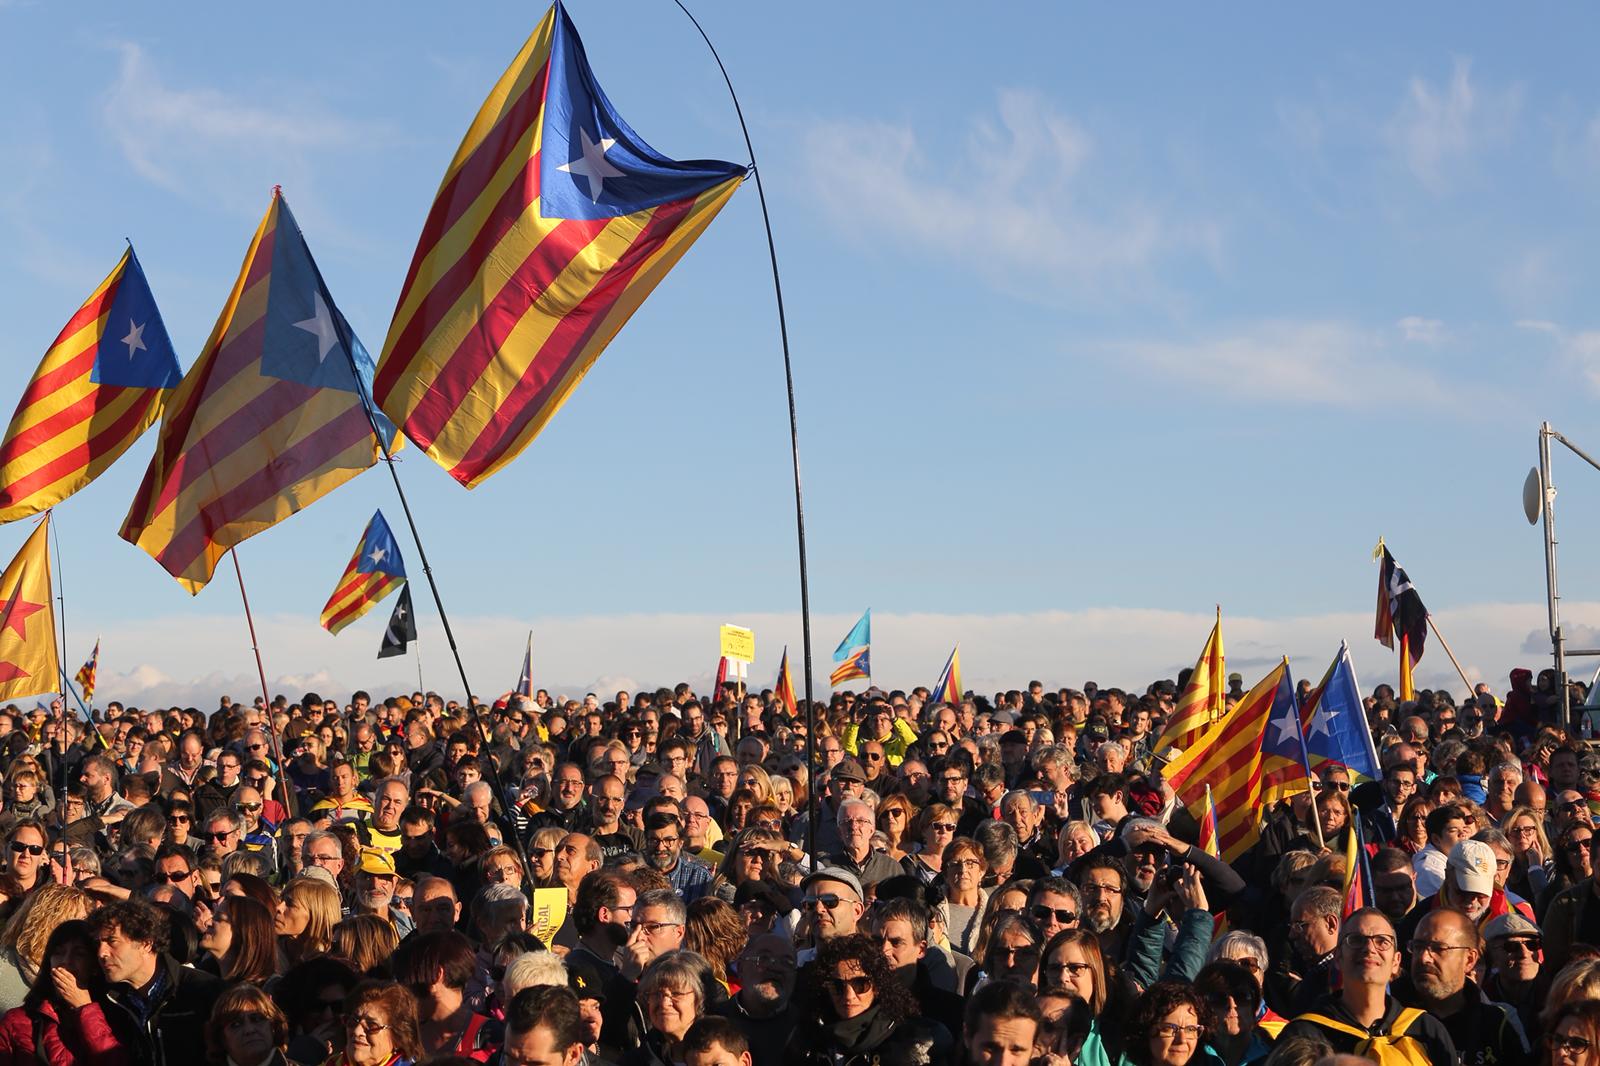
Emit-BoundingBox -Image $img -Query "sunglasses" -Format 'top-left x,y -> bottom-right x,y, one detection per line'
824,975 -> 872,995
803,893 -> 848,910
1030,904 -> 1078,925
1549,1034 -> 1592,1054
170,814 -> 191,824
237,803 -> 262,813
162,869 -> 193,883
9,842 -> 43,857
206,830 -> 236,842
931,822 -> 957,833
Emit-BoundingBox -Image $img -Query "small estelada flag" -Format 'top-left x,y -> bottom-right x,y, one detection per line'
75,639 -> 99,703
320,510 -> 405,634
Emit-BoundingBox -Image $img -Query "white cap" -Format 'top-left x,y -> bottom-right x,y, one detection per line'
1447,839 -> 1496,897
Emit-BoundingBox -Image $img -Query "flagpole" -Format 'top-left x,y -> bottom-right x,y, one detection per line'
670,0 -> 819,866
1424,615 -> 1475,697
46,511 -> 68,709
230,549 -> 297,819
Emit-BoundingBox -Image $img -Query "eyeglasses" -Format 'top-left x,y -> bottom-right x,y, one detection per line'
824,975 -> 872,996
9,842 -> 43,857
631,921 -> 683,935
1340,932 -> 1397,953
1031,905 -> 1078,925
1408,939 -> 1475,958
864,752 -> 884,762
343,1014 -> 391,1035
648,836 -> 681,847
1549,1034 -> 1593,1055
1155,1023 -> 1204,1039
1566,839 -> 1593,852
644,988 -> 696,1005
1081,883 -> 1122,897
946,859 -> 981,870
1044,960 -> 1094,978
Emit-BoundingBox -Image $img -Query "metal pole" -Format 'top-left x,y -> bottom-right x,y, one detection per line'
1541,423 -> 1569,726
668,0 -> 819,866
231,549 -> 298,818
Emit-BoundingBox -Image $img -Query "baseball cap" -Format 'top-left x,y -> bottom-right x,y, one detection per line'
734,879 -> 791,916
356,848 -> 397,877
800,866 -> 863,903
565,953 -> 607,1003
990,710 -> 1018,726
1447,839 -> 1496,897
1483,912 -> 1539,942
831,758 -> 866,783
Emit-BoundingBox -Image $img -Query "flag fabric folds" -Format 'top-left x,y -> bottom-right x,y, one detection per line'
378,584 -> 417,659
774,646 -> 797,717
830,610 -> 871,685
1164,660 -> 1307,862
515,633 -> 533,698
373,4 -> 746,488
120,193 -> 398,594
1302,641 -> 1382,783
1341,819 -> 1369,918
1375,544 -> 1428,700
319,510 -> 406,634
929,645 -> 962,706
0,518 -> 58,701
0,247 -> 181,522
75,639 -> 99,703
1154,609 -> 1225,757
1198,785 -> 1220,858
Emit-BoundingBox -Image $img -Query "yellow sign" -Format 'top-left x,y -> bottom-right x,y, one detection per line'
528,887 -> 568,943
719,624 -> 755,664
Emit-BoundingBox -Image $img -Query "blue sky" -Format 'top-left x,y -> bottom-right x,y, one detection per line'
3,3 -> 1600,705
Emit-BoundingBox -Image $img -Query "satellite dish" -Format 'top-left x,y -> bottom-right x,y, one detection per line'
1524,467 -> 1542,525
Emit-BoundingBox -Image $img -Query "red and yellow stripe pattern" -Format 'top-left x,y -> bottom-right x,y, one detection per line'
373,7 -> 743,488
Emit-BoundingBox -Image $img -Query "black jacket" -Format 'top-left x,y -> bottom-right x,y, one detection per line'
100,954 -> 224,1066
1280,992 -> 1457,1066
783,1008 -> 952,1066
1393,977 -> 1531,1066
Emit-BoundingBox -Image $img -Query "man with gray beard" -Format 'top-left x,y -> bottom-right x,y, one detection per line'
350,847 -> 414,937
713,932 -> 798,1065
1395,909 -> 1528,1066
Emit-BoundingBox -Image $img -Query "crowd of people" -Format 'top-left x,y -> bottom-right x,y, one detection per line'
0,667 -> 1590,1066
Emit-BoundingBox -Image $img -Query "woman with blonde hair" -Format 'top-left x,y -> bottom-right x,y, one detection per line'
767,775 -> 796,823
737,765 -> 772,806
1503,803 -> 1554,904
875,795 -> 915,861
0,883 -> 89,1012
279,877 -> 341,966
330,915 -> 400,978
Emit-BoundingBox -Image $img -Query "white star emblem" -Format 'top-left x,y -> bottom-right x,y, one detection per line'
558,129 -> 625,203
367,547 -> 387,566
122,319 -> 147,358
395,604 -> 407,620
1269,707 -> 1301,750
1306,706 -> 1333,740
292,291 -> 340,364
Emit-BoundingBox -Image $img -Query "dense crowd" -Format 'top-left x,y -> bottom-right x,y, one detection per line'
0,668 -> 1593,1066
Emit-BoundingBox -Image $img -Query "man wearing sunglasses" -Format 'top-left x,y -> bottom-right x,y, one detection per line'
796,868 -> 865,959
1482,913 -> 1546,1044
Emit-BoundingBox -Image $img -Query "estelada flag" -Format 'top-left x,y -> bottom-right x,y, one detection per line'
774,646 -> 797,717
320,510 -> 405,634
0,518 -> 58,700
120,193 -> 399,592
929,645 -> 962,706
74,639 -> 99,703
1154,608 -> 1225,757
378,583 -> 417,660
373,4 -> 745,489
0,247 -> 180,522
515,633 -> 533,698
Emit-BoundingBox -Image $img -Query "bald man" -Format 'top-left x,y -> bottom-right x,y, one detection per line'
1396,909 -> 1528,1066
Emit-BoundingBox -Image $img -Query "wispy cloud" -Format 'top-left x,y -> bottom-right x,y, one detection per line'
1384,58 -> 1521,190
1511,318 -> 1600,394
100,42 -> 394,212
1397,316 -> 1445,344
1102,320 -> 1460,409
799,90 -> 1219,305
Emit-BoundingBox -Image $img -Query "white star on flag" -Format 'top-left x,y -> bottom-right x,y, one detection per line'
122,319 -> 147,358
292,291 -> 341,364
558,129 -> 625,203
1268,706 -> 1300,750
367,547 -> 387,566
1306,707 -> 1332,740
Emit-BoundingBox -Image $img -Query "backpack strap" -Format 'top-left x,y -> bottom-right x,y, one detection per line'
1388,1008 -> 1426,1038
1295,1013 -> 1369,1040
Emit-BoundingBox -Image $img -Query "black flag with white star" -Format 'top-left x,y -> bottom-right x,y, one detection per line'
378,583 -> 417,659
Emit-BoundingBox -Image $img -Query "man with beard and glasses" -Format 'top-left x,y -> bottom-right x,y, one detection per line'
641,812 -> 713,902
587,775 -> 639,864
713,932 -> 798,1064
824,799 -> 901,890
1076,856 -> 1133,959
1396,909 -> 1529,1066
1280,909 -> 1456,1064
351,848 -> 414,936
866,897 -> 963,1034
530,763 -> 590,834
618,888 -> 686,982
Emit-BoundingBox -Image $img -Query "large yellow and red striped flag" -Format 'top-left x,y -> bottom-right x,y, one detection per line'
373,5 -> 746,488
0,248 -> 181,522
1164,659 -> 1306,862
120,194 -> 397,593
320,510 -> 405,634
0,518 -> 58,700
1154,608 -> 1225,757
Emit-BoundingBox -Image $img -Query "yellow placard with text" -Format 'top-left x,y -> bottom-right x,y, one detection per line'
719,624 -> 755,664
528,887 -> 568,943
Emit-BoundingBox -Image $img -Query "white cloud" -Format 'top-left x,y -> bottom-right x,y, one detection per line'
1508,318 -> 1600,395
1397,316 -> 1444,344
35,600 -> 1587,711
100,42 -> 392,210
800,90 -> 1216,304
1103,320 -> 1460,409
1384,58 -> 1520,190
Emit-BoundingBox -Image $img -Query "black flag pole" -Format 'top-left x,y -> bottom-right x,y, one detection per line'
669,0 -> 820,866
230,548 -> 298,819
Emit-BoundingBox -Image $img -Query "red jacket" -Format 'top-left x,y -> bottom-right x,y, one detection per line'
0,999 -> 130,1066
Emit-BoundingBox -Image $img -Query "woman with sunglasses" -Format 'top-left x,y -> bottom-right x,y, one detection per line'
1395,795 -> 1436,856
901,803 -> 958,888
321,981 -> 420,1066
1502,804 -> 1554,907
971,912 -> 1044,994
206,985 -> 291,1066
1543,823 -> 1595,918
785,933 -> 951,1066
875,796 -> 914,862
709,828 -> 791,907
0,919 -> 125,1066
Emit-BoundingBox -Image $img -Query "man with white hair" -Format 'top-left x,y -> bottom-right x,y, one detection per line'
822,798 -> 900,890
